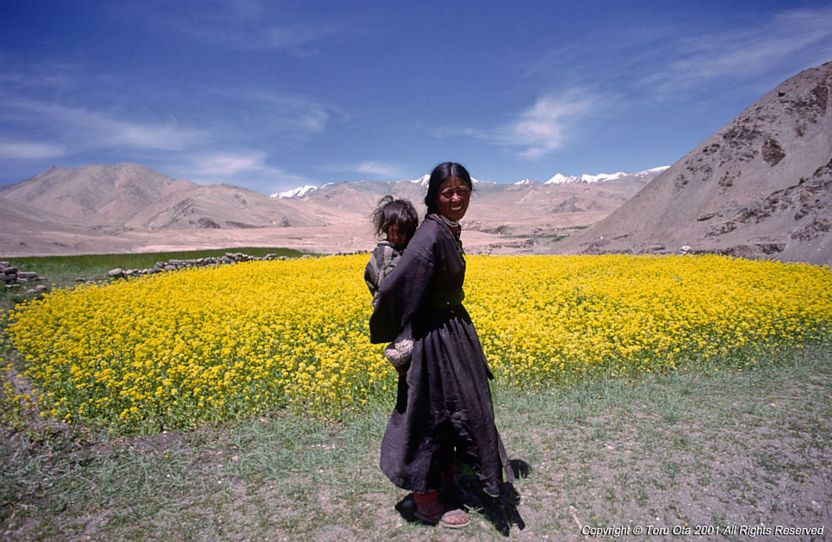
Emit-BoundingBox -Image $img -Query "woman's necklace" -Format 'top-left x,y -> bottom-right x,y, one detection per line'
435,214 -> 465,260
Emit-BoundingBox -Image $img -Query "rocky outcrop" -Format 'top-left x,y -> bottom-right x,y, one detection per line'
1,262 -> 49,294
105,252 -> 295,279
555,61 -> 832,265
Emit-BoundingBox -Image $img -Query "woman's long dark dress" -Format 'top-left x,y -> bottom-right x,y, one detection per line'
369,215 -> 511,497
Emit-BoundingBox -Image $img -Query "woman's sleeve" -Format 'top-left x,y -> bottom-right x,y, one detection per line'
369,238 -> 435,344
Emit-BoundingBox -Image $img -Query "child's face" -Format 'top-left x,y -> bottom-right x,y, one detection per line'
388,224 -> 408,246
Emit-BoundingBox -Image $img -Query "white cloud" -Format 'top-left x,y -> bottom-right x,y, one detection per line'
111,122 -> 201,150
193,151 -> 270,177
434,89 -> 606,160
173,151 -> 308,192
0,141 -> 66,160
245,90 -> 329,134
197,89 -> 330,144
494,90 -> 604,159
351,161 -> 401,178
3,99 -> 202,151
644,7 -> 832,94
0,81 -> 326,193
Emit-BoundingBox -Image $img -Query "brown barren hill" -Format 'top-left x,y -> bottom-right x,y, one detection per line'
127,184 -> 326,230
556,61 -> 832,265
0,162 -> 197,230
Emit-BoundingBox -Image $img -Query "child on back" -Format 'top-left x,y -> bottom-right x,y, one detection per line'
364,196 -> 419,372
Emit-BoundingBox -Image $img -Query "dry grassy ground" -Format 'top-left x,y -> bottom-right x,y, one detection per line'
2,345 -> 829,541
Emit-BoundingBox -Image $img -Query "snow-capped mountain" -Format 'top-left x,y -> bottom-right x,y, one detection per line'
546,171 -> 626,185
635,166 -> 671,176
545,167 -> 669,185
410,174 -> 431,187
271,184 -> 319,199
272,167 -> 668,199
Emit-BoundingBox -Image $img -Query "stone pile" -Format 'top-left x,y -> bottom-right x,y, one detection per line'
107,252 -> 292,279
1,261 -> 49,294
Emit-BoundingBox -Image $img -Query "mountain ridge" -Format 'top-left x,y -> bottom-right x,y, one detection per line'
555,61 -> 832,265
0,161 -> 661,256
273,166 -> 669,199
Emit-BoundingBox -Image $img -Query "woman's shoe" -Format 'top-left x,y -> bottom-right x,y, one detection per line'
413,491 -> 470,529
437,509 -> 470,529
413,506 -> 470,529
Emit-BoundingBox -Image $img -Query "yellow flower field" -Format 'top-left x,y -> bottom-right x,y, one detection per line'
6,254 -> 832,433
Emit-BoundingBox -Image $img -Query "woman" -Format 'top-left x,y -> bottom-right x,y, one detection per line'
369,162 -> 514,529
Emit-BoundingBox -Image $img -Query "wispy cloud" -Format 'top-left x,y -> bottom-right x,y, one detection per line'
187,88 -> 331,146
320,160 -> 403,181
173,150 -> 309,191
0,141 -> 66,160
129,0 -> 349,56
242,90 -> 329,134
643,7 -> 832,94
2,98 -> 202,152
0,56 -> 329,191
190,151 -> 271,177
0,57 -> 78,92
350,161 -> 401,178
260,22 -> 342,54
175,20 -> 340,55
478,89 -> 607,159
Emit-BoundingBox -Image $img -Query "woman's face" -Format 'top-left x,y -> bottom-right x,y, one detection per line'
437,176 -> 471,222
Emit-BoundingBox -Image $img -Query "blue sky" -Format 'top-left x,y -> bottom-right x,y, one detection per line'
1,1 -> 830,193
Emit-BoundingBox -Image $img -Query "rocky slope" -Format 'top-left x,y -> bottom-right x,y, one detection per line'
556,61 -> 832,265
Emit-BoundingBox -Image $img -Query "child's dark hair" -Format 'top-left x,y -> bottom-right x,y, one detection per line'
372,196 -> 418,240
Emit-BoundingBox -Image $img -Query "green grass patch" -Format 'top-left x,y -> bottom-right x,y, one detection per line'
0,247 -> 308,312
4,247 -> 306,283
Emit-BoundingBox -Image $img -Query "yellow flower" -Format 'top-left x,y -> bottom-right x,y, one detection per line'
5,254 -> 830,433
